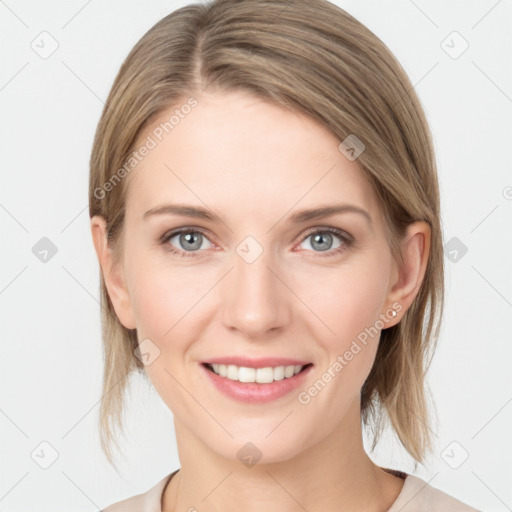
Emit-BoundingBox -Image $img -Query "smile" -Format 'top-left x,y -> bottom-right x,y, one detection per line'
204,363 -> 312,383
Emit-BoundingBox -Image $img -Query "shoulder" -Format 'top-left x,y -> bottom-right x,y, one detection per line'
101,472 -> 175,512
388,474 -> 481,512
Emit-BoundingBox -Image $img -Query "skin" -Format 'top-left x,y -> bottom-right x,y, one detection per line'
91,89 -> 431,511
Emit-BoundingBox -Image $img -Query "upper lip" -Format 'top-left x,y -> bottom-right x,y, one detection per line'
202,357 -> 312,369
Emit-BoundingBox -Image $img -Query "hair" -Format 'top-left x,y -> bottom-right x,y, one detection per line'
89,0 -> 444,470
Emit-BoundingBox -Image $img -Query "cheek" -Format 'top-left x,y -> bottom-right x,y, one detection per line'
295,255 -> 390,395
125,252 -> 215,382
126,249 -> 205,337
125,256 -> 206,408
297,259 -> 389,345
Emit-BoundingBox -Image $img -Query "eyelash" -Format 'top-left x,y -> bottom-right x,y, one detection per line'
158,226 -> 354,259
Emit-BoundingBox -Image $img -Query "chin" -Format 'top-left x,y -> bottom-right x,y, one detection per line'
205,428 -> 312,468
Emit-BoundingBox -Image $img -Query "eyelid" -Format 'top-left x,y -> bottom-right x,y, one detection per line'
159,226 -> 216,245
298,225 -> 353,244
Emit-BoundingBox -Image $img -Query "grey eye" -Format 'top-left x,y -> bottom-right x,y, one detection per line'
169,231 -> 210,251
301,232 -> 343,252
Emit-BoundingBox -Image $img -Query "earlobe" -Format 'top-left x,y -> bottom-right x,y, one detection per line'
385,221 -> 431,325
90,215 -> 137,330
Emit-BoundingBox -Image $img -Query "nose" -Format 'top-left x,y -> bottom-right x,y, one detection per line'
221,247 -> 291,339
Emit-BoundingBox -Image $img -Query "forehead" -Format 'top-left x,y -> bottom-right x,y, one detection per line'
125,90 -> 381,225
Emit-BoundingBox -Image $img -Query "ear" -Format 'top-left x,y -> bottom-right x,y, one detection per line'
383,221 -> 431,327
90,215 -> 137,330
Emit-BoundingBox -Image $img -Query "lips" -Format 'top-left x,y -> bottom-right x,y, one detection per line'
199,356 -> 314,402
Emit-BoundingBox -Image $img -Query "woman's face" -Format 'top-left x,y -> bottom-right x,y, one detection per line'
104,89 -> 403,463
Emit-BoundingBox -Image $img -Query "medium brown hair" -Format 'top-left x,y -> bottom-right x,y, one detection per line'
89,0 -> 444,469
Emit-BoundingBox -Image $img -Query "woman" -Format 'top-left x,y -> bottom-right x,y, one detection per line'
89,0 -> 479,510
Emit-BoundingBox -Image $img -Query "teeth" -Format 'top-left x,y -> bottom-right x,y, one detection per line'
210,363 -> 306,383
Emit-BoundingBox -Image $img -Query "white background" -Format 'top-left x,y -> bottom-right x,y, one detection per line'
1,0 -> 511,510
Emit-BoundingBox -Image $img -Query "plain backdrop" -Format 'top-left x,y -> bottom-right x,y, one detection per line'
1,0 -> 511,510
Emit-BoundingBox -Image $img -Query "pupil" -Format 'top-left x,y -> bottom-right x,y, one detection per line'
312,232 -> 332,251
182,232 -> 201,250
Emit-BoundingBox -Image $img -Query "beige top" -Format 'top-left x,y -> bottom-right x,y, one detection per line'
102,468 -> 480,511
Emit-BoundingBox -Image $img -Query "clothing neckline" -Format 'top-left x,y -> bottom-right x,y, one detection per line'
160,469 -> 179,511
159,467 -> 407,511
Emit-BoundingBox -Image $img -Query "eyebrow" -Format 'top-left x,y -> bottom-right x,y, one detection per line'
143,203 -> 373,227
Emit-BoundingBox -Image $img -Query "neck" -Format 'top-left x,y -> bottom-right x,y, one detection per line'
163,398 -> 404,512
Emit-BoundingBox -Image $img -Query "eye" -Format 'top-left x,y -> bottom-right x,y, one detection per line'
297,227 -> 353,257
160,228 -> 213,258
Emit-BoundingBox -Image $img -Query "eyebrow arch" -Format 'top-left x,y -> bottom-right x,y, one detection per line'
143,203 -> 372,227
143,204 -> 220,222
287,204 -> 372,227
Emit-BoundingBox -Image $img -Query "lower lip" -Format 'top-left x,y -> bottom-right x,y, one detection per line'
200,363 -> 313,404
